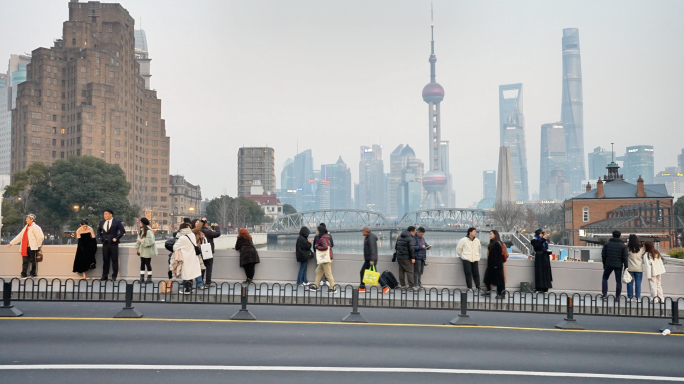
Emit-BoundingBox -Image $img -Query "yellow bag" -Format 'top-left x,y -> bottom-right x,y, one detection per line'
362,265 -> 380,286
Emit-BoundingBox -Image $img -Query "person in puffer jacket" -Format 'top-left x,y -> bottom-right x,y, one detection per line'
395,226 -> 416,289
413,227 -> 431,288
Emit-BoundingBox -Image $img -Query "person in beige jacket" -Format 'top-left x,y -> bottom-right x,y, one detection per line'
456,227 -> 482,291
8,214 -> 44,279
642,241 -> 666,303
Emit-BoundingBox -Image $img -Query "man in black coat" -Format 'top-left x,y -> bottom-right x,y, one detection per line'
359,226 -> 385,293
97,209 -> 126,281
601,230 -> 628,298
395,226 -> 416,289
200,218 -> 221,286
531,229 -> 553,293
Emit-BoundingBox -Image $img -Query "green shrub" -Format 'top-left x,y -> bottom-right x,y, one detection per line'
667,248 -> 684,259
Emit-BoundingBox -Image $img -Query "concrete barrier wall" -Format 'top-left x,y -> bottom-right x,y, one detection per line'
0,246 -> 682,296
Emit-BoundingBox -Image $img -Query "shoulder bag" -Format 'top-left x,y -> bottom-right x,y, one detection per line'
622,269 -> 633,284
200,238 -> 213,260
185,235 -> 202,256
500,242 -> 509,262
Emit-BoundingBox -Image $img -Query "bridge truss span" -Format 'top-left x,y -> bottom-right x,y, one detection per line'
397,208 -> 489,229
268,209 -> 392,234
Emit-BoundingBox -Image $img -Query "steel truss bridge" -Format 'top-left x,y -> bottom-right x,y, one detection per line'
268,208 -> 489,235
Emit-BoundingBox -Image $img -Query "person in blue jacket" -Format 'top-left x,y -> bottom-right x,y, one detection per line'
413,227 -> 431,289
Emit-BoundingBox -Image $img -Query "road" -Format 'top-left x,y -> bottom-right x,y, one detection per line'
0,302 -> 682,383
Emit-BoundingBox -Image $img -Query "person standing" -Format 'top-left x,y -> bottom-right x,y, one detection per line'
413,227 -> 431,289
73,219 -> 97,279
8,214 -> 44,279
310,225 -> 336,292
600,230 -> 628,299
395,226 -> 416,289
626,234 -> 644,300
97,209 -> 126,281
483,230 -> 506,299
235,228 -> 260,284
456,227 -> 482,291
172,223 -> 203,294
531,229 -> 553,293
135,217 -> 157,284
359,226 -> 387,293
295,226 -> 312,286
642,241 -> 666,303
200,218 -> 221,287
313,223 -> 332,286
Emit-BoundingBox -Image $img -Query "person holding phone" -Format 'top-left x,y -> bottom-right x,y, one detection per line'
413,227 -> 431,289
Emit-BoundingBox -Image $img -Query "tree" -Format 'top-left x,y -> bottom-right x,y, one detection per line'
675,196 -> 684,217
283,204 -> 296,215
489,202 -> 525,232
205,195 -> 232,229
205,195 -> 266,229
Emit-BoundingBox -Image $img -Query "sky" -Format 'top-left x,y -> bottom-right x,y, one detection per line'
2,0 -> 684,207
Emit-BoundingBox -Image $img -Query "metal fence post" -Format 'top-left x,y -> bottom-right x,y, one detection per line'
114,283 -> 143,318
0,282 -> 23,317
555,297 -> 584,329
342,288 -> 367,323
449,291 -> 477,326
231,285 -> 256,320
660,301 -> 683,334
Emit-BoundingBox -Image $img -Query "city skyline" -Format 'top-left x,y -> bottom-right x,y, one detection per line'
1,1 -> 683,206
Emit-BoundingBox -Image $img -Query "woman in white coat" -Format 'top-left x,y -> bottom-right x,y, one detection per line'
8,214 -> 44,279
642,241 -> 666,303
173,223 -> 203,294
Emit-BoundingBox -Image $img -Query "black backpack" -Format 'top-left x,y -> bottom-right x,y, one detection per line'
164,237 -> 177,252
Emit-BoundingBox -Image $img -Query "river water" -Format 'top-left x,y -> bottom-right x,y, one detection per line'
266,232 -> 475,257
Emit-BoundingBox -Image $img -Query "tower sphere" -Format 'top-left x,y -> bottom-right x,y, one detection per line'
422,82 -> 444,103
422,170 -> 448,193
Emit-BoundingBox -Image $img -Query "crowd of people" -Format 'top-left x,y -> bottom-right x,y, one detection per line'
4,212 -> 669,301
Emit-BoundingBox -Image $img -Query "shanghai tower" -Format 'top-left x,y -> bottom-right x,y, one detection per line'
561,28 -> 586,194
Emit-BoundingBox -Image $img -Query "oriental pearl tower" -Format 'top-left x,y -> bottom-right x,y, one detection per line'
421,10 -> 447,209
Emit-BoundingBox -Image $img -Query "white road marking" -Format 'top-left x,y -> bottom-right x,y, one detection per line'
0,365 -> 682,381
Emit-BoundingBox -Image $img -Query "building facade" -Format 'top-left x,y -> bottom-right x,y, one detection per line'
618,145 -> 654,184
322,156 -> 352,210
539,122 -> 566,200
169,174 -> 201,229
483,170 -> 496,200
244,179 -> 283,221
653,167 -> 684,196
440,140 -> 455,207
293,149 -> 313,191
237,146 -> 275,196
133,29 -> 151,89
358,145 -> 385,213
588,146 -> 613,180
496,146 -> 516,203
499,83 -> 529,201
561,28 -> 587,195
280,158 -> 294,190
1,55 -> 32,175
10,1 -> 171,225
398,167 -> 422,219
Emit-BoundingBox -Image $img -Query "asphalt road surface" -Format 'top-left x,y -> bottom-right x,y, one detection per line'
1,302 -> 682,383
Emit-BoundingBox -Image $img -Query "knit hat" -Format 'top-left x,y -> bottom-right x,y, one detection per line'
140,217 -> 150,226
26,214 -> 36,220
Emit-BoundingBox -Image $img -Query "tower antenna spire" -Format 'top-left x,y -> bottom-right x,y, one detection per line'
611,143 -> 614,162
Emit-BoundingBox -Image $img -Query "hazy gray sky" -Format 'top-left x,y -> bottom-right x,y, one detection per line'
2,0 -> 683,206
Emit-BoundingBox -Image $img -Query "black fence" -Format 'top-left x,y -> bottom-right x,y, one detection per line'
1,277 -> 682,320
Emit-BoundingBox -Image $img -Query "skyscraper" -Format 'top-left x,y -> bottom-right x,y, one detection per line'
389,144 -> 405,218
499,83 -> 529,201
358,145 -> 385,213
483,170 -> 496,199
496,147 -> 516,204
398,167 -> 422,219
440,141 -> 455,208
618,145 -> 654,184
539,122 -> 566,200
561,28 -> 586,194
134,29 -> 152,89
280,158 -> 294,190
322,156 -> 352,210
11,1 -> 170,223
678,149 -> 684,173
1,55 -> 31,175
237,147 -> 275,196
421,12 -> 448,209
588,146 -> 613,180
293,149 -> 313,190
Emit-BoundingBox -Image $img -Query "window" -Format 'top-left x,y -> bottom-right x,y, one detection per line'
86,137 -> 92,144
31,137 -> 41,145
31,112 -> 42,119
582,207 -> 590,223
45,151 -> 51,158
115,140 -> 121,147
86,149 -> 92,155
115,151 -> 121,159
31,125 -> 42,132
100,150 -> 105,158
87,125 -> 92,132
81,66 -> 86,73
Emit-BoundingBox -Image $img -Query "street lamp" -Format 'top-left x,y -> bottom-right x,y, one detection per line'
73,205 -> 80,211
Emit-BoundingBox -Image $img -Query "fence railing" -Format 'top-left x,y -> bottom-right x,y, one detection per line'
1,277 -> 682,319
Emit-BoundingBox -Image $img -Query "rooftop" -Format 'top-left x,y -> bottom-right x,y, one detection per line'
572,179 -> 669,199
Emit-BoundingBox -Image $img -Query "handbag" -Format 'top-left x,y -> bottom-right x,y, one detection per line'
501,242 -> 509,262
200,238 -> 213,260
362,265 -> 380,286
622,269 -> 633,284
36,248 -> 43,262
315,247 -> 331,264
307,249 -> 315,261
160,280 -> 173,293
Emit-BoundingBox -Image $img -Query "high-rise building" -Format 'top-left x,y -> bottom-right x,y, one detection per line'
440,140 -> 455,208
1,55 -> 31,175
389,144 -> 404,218
496,147 -> 516,203
653,167 -> 684,195
321,156 -> 352,209
588,146 -> 614,180
11,1 -> 170,224
483,170 -> 496,199
169,174 -> 201,229
539,122 -> 566,200
280,158 -> 294,190
398,167 -> 422,219
237,147 -> 275,196
499,83 -> 529,201
618,145 -> 654,184
134,29 -> 151,89
358,145 -> 385,213
544,169 -> 570,201
561,28 -> 586,194
421,14 -> 447,208
677,149 -> 684,173
293,149 -> 313,190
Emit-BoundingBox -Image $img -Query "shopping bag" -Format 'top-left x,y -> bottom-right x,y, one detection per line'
621,269 -> 632,284
362,265 -> 380,286
160,280 -> 173,293
316,247 -> 331,264
200,239 -> 213,260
